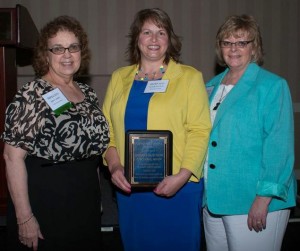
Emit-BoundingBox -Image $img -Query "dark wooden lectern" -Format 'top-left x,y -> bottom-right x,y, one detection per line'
0,4 -> 38,215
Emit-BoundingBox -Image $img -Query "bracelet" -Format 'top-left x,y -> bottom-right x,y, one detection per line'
17,214 -> 34,225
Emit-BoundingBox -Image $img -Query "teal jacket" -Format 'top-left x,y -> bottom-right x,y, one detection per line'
204,63 -> 297,215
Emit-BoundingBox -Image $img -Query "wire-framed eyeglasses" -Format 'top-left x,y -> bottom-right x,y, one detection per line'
48,44 -> 81,55
220,40 -> 254,48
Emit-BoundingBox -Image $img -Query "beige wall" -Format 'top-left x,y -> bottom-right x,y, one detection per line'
1,0 -> 299,174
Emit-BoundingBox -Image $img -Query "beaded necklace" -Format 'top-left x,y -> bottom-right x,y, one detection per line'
135,65 -> 165,81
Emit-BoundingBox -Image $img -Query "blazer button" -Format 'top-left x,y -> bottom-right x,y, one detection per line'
209,164 -> 215,169
211,141 -> 217,147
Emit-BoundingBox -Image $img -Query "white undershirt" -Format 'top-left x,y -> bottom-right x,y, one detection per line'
209,84 -> 234,123
204,84 -> 234,185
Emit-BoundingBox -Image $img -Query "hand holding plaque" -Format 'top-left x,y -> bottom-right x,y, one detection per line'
125,130 -> 172,188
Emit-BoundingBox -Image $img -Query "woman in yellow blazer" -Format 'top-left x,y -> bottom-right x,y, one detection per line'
102,8 -> 211,251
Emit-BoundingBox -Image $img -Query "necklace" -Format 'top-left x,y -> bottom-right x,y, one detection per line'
213,85 -> 228,110
135,65 -> 165,81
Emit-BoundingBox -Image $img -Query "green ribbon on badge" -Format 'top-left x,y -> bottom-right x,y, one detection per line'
54,102 -> 73,116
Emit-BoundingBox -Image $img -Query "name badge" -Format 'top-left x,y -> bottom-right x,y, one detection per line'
206,86 -> 214,97
42,88 -> 72,116
144,80 -> 169,93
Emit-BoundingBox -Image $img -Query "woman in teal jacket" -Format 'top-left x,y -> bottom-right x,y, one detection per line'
203,15 -> 296,251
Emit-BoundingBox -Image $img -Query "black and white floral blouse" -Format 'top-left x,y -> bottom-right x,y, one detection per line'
2,79 -> 109,162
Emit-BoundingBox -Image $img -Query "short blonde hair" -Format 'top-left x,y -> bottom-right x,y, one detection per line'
215,15 -> 264,66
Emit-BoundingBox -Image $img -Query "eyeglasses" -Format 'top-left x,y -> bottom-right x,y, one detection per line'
220,40 -> 254,48
48,44 -> 81,55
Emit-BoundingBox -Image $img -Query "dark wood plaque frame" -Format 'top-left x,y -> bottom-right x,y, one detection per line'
125,130 -> 172,188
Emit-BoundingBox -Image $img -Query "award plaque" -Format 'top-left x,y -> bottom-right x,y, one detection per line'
125,130 -> 173,188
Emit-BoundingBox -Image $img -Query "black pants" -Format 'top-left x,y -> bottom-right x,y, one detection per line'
7,156 -> 102,251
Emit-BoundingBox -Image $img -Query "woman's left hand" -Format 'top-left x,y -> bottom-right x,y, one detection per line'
153,168 -> 192,197
247,196 -> 271,232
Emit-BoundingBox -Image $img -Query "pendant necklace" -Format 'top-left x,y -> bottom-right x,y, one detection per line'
136,65 -> 165,81
213,85 -> 228,110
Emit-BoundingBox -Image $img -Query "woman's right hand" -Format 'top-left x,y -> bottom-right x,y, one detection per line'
110,163 -> 131,193
18,215 -> 44,251
105,147 -> 131,193
3,143 -> 44,250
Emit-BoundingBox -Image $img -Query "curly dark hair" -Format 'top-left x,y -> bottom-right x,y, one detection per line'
215,14 -> 264,66
126,8 -> 182,65
32,15 -> 91,77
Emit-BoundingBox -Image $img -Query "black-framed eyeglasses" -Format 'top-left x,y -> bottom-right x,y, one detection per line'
220,40 -> 254,48
48,44 -> 81,55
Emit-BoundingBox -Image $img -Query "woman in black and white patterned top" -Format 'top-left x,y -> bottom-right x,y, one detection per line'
1,16 -> 109,251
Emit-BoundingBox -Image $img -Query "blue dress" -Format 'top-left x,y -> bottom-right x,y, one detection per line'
118,80 -> 204,251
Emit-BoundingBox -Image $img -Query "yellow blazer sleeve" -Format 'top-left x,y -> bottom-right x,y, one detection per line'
102,65 -> 136,165
147,61 -> 211,181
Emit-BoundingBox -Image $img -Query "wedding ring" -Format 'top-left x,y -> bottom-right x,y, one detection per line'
257,221 -> 262,224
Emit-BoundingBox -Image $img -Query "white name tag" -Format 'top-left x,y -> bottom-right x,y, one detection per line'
42,88 -> 72,115
144,79 -> 169,93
